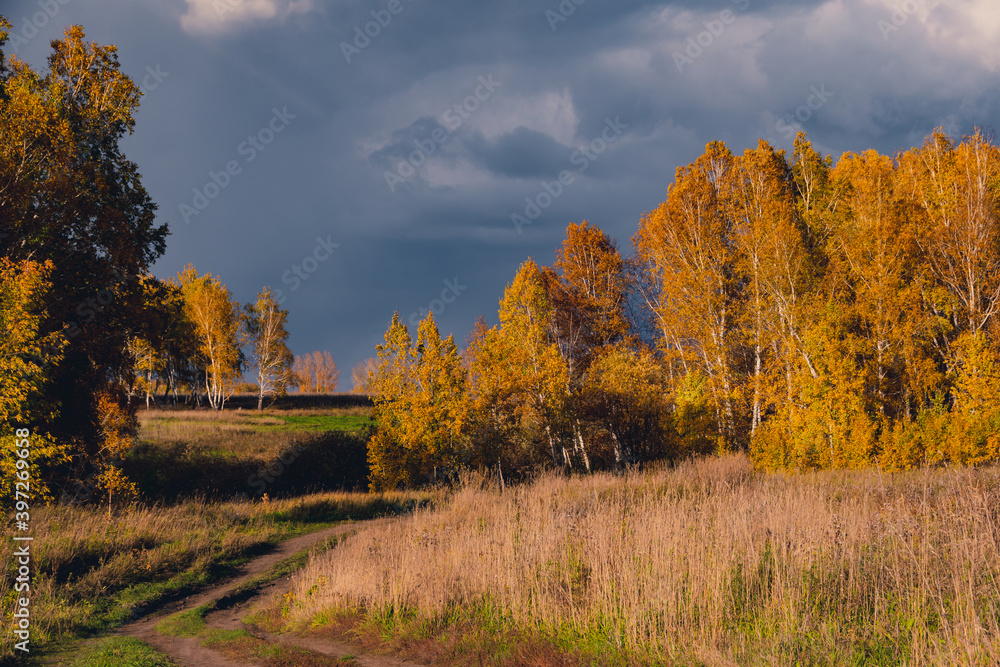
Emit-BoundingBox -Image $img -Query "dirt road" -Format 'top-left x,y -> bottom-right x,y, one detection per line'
106,519 -> 425,667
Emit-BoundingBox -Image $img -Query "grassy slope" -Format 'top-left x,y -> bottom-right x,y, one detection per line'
124,408 -> 374,501
281,455 -> 1000,666
0,492 -> 425,662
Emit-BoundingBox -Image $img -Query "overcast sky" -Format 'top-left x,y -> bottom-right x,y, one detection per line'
7,0 -> 1000,388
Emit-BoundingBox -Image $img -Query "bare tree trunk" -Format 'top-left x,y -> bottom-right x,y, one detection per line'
610,430 -> 623,468
145,365 -> 152,410
573,420 -> 590,472
545,423 -> 559,467
752,341 -> 762,433
163,359 -> 172,402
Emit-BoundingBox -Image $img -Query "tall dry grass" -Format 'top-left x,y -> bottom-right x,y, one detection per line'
287,454 -> 1000,665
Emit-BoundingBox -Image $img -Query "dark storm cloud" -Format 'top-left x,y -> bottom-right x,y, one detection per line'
367,116 -> 453,171
467,127 -> 572,179
7,0 -> 999,388
374,123 -> 573,182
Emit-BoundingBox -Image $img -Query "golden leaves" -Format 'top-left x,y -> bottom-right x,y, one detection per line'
368,312 -> 469,490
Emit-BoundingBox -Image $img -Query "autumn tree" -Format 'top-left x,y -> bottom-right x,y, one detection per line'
827,149 -> 926,419
887,130 -> 1000,466
898,130 -> 1000,338
293,351 -> 339,392
466,260 -> 570,473
546,221 -> 630,369
582,343 -> 677,466
365,130 -> 1000,478
121,275 -> 186,408
634,141 -> 739,448
790,132 -> 835,243
127,336 -> 158,408
733,140 -> 824,450
0,22 -> 167,496
0,260 -> 69,509
540,222 -> 632,470
351,357 -> 378,394
176,265 -> 243,410
243,288 -> 294,409
144,279 -> 200,406
368,313 -> 468,489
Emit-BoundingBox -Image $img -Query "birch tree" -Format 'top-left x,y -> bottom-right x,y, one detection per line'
243,288 -> 294,409
176,265 -> 243,410
634,141 -> 740,448
368,313 -> 468,489
293,351 -> 339,392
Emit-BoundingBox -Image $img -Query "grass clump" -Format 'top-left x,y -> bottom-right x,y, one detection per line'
155,604 -> 213,637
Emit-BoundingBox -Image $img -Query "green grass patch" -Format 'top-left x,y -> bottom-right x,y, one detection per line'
155,604 -> 213,637
258,414 -> 371,433
141,413 -> 370,434
72,637 -> 178,666
139,409 -> 372,437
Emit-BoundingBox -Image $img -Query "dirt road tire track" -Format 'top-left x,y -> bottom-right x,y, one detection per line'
83,519 -> 425,667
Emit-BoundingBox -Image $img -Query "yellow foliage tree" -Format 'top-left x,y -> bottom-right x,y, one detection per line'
176,265 -> 243,409
0,260 -> 69,509
479,260 -> 570,469
292,351 -> 339,393
634,141 -> 742,448
583,343 -> 676,466
1,21 -> 167,500
368,312 -> 469,490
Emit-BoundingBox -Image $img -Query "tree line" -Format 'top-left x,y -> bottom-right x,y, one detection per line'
128,264 -> 297,412
366,132 -> 1000,488
129,264 -> 339,411
3,20 -> 999,504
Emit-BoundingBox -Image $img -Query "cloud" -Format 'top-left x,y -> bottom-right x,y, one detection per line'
467,127 -> 572,179
180,0 -> 314,35
80,0 -> 1000,385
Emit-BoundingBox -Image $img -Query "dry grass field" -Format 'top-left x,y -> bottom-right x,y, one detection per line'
282,454 -> 1000,666
9,405 -> 1000,665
